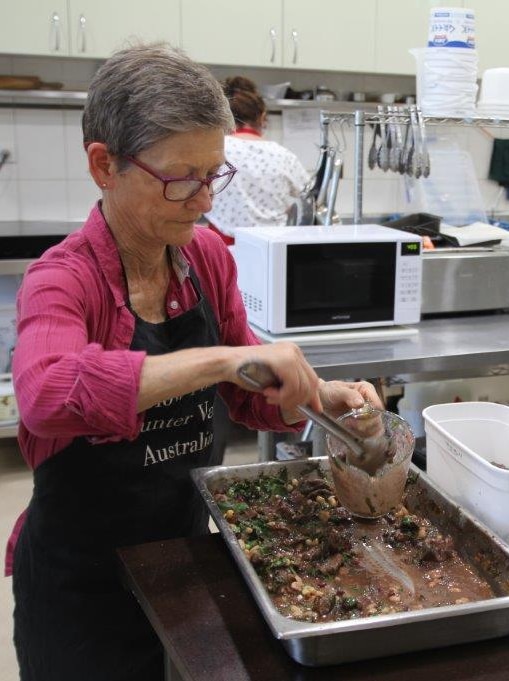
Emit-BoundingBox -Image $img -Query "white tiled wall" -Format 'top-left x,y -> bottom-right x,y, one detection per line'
0,109 -> 20,220
0,55 -> 508,224
0,107 -> 99,222
0,55 -> 100,224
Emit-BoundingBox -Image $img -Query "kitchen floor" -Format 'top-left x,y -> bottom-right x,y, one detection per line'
0,427 -> 259,681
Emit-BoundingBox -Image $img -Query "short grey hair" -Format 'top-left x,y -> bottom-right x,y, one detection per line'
82,42 -> 235,162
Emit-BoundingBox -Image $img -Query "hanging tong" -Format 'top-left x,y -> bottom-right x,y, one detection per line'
312,119 -> 331,199
321,118 -> 347,225
376,105 -> 390,172
408,105 -> 422,178
324,155 -> 343,226
315,147 -> 336,208
315,147 -> 336,225
388,105 -> 404,173
367,124 -> 379,170
303,122 -> 329,200
304,145 -> 328,199
399,115 -> 412,175
416,106 -> 431,178
292,120 -> 330,227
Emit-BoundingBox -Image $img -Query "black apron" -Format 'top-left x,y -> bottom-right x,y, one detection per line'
13,268 -> 219,681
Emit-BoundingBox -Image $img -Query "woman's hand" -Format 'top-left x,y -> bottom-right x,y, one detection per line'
231,341 -> 321,422
230,342 -> 384,427
318,379 -> 384,419
318,379 -> 386,440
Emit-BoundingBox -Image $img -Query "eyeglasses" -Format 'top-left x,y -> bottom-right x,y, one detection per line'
125,155 -> 237,202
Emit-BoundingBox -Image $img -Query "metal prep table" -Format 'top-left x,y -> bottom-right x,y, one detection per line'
256,312 -> 509,460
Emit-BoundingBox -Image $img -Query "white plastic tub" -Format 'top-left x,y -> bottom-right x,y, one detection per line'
423,402 -> 509,541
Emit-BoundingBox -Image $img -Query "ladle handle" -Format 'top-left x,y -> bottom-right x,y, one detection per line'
237,362 -> 364,458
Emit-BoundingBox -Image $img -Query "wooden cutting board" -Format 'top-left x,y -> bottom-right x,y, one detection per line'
0,75 -> 63,90
0,76 -> 41,89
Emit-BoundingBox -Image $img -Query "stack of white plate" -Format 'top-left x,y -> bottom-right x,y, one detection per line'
476,103 -> 509,118
476,68 -> 509,119
411,47 -> 478,117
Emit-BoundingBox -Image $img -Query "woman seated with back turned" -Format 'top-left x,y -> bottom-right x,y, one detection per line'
205,76 -> 309,245
8,44 -> 382,681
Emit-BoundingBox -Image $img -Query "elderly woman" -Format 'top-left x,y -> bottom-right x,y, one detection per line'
8,44 -> 382,681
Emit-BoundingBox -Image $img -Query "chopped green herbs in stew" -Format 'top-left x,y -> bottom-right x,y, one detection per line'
213,469 -> 494,623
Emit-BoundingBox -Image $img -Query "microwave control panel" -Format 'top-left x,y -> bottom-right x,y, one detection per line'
394,241 -> 423,323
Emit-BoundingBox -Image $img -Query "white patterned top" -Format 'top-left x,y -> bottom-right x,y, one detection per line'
205,135 -> 309,237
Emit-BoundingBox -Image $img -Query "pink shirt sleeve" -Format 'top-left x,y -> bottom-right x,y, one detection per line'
13,259 -> 145,465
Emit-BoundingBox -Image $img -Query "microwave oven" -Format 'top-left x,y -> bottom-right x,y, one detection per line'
234,225 -> 422,334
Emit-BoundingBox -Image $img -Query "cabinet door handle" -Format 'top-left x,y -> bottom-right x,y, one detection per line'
269,27 -> 277,63
50,12 -> 61,52
291,29 -> 298,65
78,14 -> 87,53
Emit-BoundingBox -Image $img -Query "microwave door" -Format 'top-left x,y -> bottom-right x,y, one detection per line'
285,242 -> 397,330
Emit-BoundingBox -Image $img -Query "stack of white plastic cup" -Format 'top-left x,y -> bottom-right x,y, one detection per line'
410,7 -> 478,117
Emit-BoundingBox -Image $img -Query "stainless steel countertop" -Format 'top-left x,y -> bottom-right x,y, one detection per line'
0,220 -> 82,236
257,312 -> 509,460
302,313 -> 509,381
3,313 -> 509,442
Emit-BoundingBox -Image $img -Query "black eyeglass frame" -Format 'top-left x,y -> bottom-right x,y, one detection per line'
125,155 -> 237,202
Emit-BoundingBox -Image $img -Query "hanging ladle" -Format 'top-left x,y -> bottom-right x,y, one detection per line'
237,361 -> 393,472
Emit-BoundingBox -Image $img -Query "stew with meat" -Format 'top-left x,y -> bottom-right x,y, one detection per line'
213,467 -> 494,623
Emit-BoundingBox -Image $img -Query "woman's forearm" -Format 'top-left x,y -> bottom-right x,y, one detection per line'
137,345 -> 239,412
137,340 -> 323,417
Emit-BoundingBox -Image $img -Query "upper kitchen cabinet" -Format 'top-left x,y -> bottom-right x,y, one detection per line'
0,1 -> 180,59
0,1 -> 69,56
374,1 -> 462,75
282,0 -> 376,72
181,0 -> 283,67
182,0 -> 376,72
68,0 -> 181,58
466,1 -> 508,74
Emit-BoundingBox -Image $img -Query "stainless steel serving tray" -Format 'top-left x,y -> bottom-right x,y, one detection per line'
191,458 -> 509,667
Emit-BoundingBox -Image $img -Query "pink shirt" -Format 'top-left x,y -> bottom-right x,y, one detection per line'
5,203 -> 299,576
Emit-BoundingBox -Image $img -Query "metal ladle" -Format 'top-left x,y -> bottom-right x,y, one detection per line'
237,362 -> 393,471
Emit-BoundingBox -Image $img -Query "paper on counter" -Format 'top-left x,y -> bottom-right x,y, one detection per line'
440,221 -> 509,246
